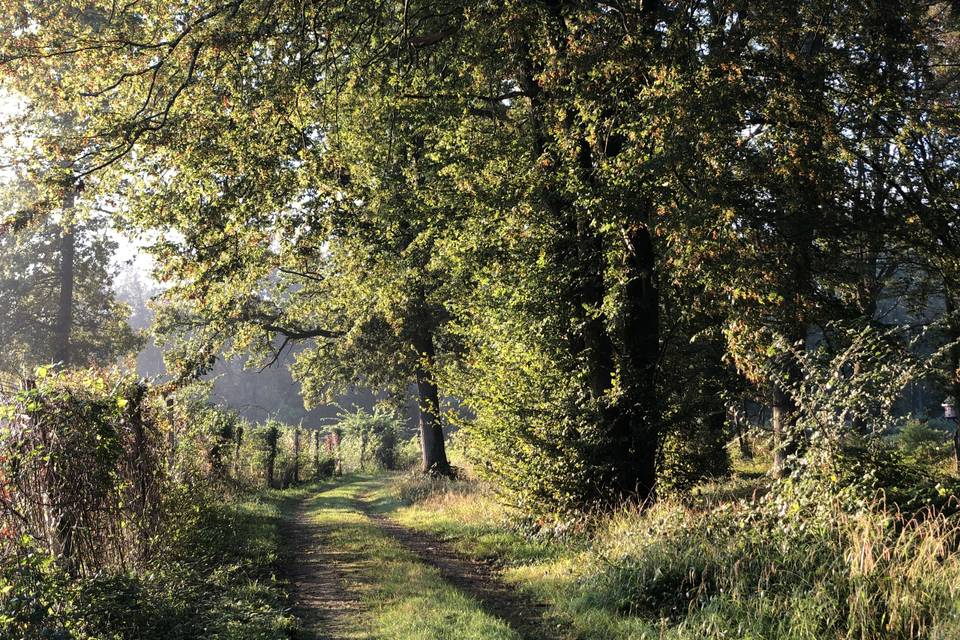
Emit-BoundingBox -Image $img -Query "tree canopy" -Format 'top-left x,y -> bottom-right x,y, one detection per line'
2,0 -> 958,512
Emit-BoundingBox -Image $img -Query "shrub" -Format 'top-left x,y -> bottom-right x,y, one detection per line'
577,444 -> 960,639
895,419 -> 953,466
658,418 -> 731,494
395,434 -> 422,470
0,370 -> 296,639
336,407 -> 402,471
0,368 -> 164,575
0,485 -> 297,640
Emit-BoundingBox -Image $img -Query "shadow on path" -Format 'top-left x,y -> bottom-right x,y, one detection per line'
281,478 -> 554,640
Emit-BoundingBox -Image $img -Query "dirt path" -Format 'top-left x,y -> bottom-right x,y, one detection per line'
357,497 -> 552,640
281,479 -> 552,640
281,496 -> 364,640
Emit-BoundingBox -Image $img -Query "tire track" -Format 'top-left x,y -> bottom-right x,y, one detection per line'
281,496 -> 365,640
358,497 -> 553,640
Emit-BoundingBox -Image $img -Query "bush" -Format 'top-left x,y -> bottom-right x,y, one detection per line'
658,418 -> 731,494
0,369 -> 298,639
895,419 -> 953,466
395,434 -> 423,470
0,368 -> 164,575
336,407 -> 402,471
0,485 -> 297,640
576,444 -> 960,639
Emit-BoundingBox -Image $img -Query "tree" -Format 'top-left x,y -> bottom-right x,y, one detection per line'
662,1 -> 956,471
0,211 -> 139,375
4,0 -> 959,517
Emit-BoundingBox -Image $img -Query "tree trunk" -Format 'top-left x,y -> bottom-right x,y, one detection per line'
772,374 -> 798,473
945,291 -> 960,470
334,429 -> 343,476
165,395 -> 179,473
235,424 -> 243,479
609,221 -> 661,502
772,203 -> 814,475
412,326 -> 451,476
771,315 -> 805,475
266,426 -> 278,488
513,7 -> 663,505
574,140 -> 616,400
54,196 -> 75,367
358,430 -> 367,470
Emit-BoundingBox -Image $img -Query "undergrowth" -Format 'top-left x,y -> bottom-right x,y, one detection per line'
0,483 -> 299,640
379,443 -> 960,640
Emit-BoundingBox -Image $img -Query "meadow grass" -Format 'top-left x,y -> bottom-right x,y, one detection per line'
366,468 -> 960,640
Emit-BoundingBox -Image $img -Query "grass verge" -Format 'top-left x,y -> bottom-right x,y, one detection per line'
366,469 -> 960,640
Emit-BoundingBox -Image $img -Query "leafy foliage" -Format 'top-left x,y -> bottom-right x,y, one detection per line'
336,407 -> 403,472
895,419 -> 954,466
0,368 -> 164,574
0,216 -> 139,375
0,369 -> 299,639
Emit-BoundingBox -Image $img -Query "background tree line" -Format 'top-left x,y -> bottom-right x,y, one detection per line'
1,0 -> 958,518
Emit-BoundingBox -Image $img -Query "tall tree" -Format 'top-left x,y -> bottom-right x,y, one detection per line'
0,212 -> 139,375
4,0 -> 958,515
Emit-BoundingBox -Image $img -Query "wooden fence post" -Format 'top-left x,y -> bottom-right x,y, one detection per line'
266,425 -> 278,488
293,426 -> 301,484
234,423 -> 243,480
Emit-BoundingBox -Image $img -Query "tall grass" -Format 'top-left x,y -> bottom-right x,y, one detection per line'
386,460 -> 960,640
575,494 -> 960,639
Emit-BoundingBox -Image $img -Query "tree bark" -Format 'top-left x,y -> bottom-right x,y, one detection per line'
603,220 -> 661,502
945,291 -> 960,470
266,426 -> 278,488
574,139 -> 616,401
412,326 -> 452,476
54,192 -> 75,366
772,372 -> 798,472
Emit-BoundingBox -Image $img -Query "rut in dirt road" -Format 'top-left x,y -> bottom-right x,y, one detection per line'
282,496 -> 365,640
359,498 -> 554,640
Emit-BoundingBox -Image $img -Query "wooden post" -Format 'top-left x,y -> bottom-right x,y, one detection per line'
334,428 -> 343,476
266,425 -> 278,488
293,426 -> 301,484
234,424 -> 243,480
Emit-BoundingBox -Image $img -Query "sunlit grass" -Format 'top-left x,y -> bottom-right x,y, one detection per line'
365,470 -> 960,640
302,477 -> 520,640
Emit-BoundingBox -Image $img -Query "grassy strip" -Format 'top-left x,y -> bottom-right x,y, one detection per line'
301,476 -> 519,640
362,476 -> 599,639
